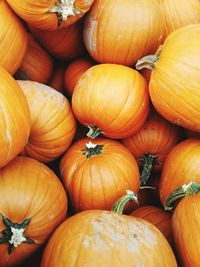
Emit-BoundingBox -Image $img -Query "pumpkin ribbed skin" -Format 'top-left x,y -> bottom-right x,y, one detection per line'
83,0 -> 164,66
0,67 -> 30,168
18,81 -> 76,163
149,25 -> 200,132
29,19 -> 85,61
41,210 -> 177,267
0,157 -> 67,267
60,137 -> 140,212
160,0 -> 200,41
6,0 -> 94,31
15,34 -> 53,84
0,1 -> 27,74
72,64 -> 149,139
159,139 -> 200,205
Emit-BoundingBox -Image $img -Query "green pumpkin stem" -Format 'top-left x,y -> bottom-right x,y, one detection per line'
139,154 -> 157,186
111,190 -> 139,214
87,125 -> 103,139
82,141 -> 103,158
164,181 -> 200,211
135,46 -> 162,71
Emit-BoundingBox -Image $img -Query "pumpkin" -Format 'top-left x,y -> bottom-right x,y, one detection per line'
64,57 -> 94,96
0,156 -> 67,266
160,0 -> 200,41
60,137 -> 140,212
14,34 -> 53,84
122,108 -> 181,185
48,62 -> 66,94
29,19 -> 85,61
72,64 -> 149,139
136,24 -> 200,133
0,67 -> 30,168
41,209 -> 177,267
131,205 -> 173,246
6,0 -> 94,31
17,80 -> 76,163
0,1 -> 27,75
83,0 -> 164,66
159,138 -> 200,206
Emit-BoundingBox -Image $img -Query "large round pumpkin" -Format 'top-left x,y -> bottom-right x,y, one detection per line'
83,0 -> 164,66
15,34 -> 53,84
72,64 -> 149,139
136,24 -> 200,133
159,138 -> 200,205
0,67 -> 30,168
0,1 -> 27,74
17,80 -> 76,163
60,137 -> 140,212
41,210 -> 177,267
6,0 -> 94,30
0,156 -> 67,266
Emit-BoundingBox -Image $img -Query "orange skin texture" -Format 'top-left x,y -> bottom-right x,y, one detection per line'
0,67 -> 30,168
150,24 -> 200,133
122,109 -> 181,172
160,0 -> 200,42
64,57 -> 94,96
72,64 -> 150,139
0,1 -> 27,75
15,34 -> 53,84
28,19 -> 85,61
48,63 -> 65,94
60,137 -> 140,212
159,138 -> 200,205
0,157 -> 67,267
132,205 -> 173,247
6,0 -> 94,31
41,210 -> 177,267
83,0 -> 164,66
172,194 -> 200,267
18,80 -> 76,163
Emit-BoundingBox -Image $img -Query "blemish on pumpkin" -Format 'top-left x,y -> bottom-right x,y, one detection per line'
82,236 -> 91,248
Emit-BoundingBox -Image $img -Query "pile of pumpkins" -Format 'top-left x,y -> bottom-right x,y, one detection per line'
1,0 -> 200,266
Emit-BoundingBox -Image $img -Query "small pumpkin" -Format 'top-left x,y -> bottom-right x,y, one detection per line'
60,137 -> 140,212
6,0 -> 94,30
0,156 -> 67,266
83,0 -> 164,66
0,1 -> 27,74
72,64 -> 149,139
64,57 -> 94,96
15,34 -> 53,84
0,67 -> 30,168
18,80 -> 76,163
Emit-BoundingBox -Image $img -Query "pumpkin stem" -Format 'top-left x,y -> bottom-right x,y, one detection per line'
164,181 -> 200,211
87,125 -> 103,139
48,0 -> 82,27
139,154 -> 157,186
82,141 -> 103,158
135,46 -> 162,71
111,190 -> 139,214
0,214 -> 35,254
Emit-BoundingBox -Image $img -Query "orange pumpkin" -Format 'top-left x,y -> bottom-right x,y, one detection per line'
48,63 -> 66,94
6,0 -> 94,30
72,64 -> 149,139
29,19 -> 85,61
83,0 -> 164,66
17,80 -> 76,163
0,67 -> 30,168
15,34 -> 53,84
122,109 -> 181,185
136,25 -> 200,133
0,1 -> 27,74
0,156 -> 67,266
64,57 -> 94,96
160,0 -> 200,41
159,138 -> 200,206
41,210 -> 177,267
60,137 -> 140,212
